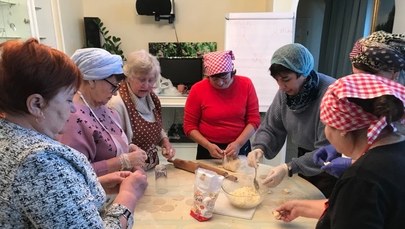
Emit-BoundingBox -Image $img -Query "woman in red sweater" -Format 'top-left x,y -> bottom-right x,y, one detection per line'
183,50 -> 261,159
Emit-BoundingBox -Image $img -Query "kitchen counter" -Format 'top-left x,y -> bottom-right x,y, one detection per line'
132,159 -> 325,228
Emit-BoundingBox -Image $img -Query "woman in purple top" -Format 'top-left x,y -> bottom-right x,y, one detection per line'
59,48 -> 147,176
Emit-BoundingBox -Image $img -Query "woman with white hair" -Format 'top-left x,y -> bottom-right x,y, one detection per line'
275,74 -> 405,228
108,50 -> 175,171
59,48 -> 147,176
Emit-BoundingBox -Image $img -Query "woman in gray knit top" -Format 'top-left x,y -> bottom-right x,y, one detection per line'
247,43 -> 337,197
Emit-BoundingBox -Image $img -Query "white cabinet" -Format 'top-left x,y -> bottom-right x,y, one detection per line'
0,0 -> 54,44
0,0 -> 31,41
33,0 -> 57,47
30,0 -> 74,53
159,143 -> 197,162
0,0 -> 47,42
0,0 -> 83,55
158,96 -> 197,159
158,95 -> 187,107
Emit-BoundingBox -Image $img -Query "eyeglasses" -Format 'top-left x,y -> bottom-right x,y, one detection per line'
209,73 -> 232,82
103,79 -> 121,93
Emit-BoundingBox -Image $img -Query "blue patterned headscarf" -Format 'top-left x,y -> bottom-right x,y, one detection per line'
271,43 -> 314,77
71,48 -> 123,80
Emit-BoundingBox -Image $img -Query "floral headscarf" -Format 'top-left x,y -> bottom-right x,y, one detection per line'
350,31 -> 405,73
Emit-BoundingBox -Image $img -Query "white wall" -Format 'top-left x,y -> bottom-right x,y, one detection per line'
58,0 -> 84,56
272,0 -> 298,12
82,0 -> 267,55
32,0 -> 83,56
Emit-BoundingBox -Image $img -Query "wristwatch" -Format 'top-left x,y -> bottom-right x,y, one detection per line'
287,163 -> 293,177
107,203 -> 133,228
121,209 -> 132,221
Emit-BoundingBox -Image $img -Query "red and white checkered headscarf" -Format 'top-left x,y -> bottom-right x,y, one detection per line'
321,73 -> 405,145
203,50 -> 234,76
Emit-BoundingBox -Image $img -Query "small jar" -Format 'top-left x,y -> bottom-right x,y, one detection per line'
155,164 -> 168,194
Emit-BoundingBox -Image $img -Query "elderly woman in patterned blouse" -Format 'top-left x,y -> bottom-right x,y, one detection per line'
0,38 -> 147,228
59,48 -> 148,176
108,50 -> 175,171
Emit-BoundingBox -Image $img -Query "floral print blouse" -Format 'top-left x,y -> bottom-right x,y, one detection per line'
59,103 -> 129,176
0,119 -> 129,228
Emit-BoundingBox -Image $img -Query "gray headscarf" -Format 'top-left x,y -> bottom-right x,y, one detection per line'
271,43 -> 314,77
71,48 -> 123,80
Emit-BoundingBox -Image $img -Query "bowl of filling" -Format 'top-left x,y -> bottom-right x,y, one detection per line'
221,174 -> 269,209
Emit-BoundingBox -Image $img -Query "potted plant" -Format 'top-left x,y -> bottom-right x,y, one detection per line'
92,18 -> 126,60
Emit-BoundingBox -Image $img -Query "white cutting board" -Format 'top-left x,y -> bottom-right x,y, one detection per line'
213,190 -> 256,219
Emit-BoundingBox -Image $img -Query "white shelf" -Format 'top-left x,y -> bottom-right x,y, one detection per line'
158,143 -> 197,162
158,95 -> 187,107
0,36 -> 21,39
0,1 -> 16,6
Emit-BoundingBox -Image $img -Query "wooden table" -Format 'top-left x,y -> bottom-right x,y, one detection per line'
133,159 -> 325,228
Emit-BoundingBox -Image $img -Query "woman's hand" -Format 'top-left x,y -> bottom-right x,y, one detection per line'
224,141 -> 241,158
98,171 -> 132,194
118,169 -> 148,202
127,144 -> 147,168
207,143 -> 224,159
161,138 -> 175,160
262,163 -> 288,187
247,149 -> 264,168
275,199 -> 327,222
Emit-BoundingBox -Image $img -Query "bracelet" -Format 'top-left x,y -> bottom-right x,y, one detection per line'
119,154 -> 132,170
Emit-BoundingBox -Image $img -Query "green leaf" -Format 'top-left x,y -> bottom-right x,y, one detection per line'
91,18 -> 126,60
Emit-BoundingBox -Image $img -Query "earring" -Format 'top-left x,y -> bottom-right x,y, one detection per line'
36,111 -> 45,123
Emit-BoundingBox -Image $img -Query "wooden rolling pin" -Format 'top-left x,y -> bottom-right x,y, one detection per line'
168,158 -> 238,182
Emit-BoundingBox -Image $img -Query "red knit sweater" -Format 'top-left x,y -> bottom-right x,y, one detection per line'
183,76 -> 260,143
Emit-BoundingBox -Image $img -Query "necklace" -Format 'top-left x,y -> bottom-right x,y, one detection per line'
77,91 -> 109,133
77,91 -> 129,156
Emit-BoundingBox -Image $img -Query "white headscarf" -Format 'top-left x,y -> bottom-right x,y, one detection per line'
71,48 -> 123,80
